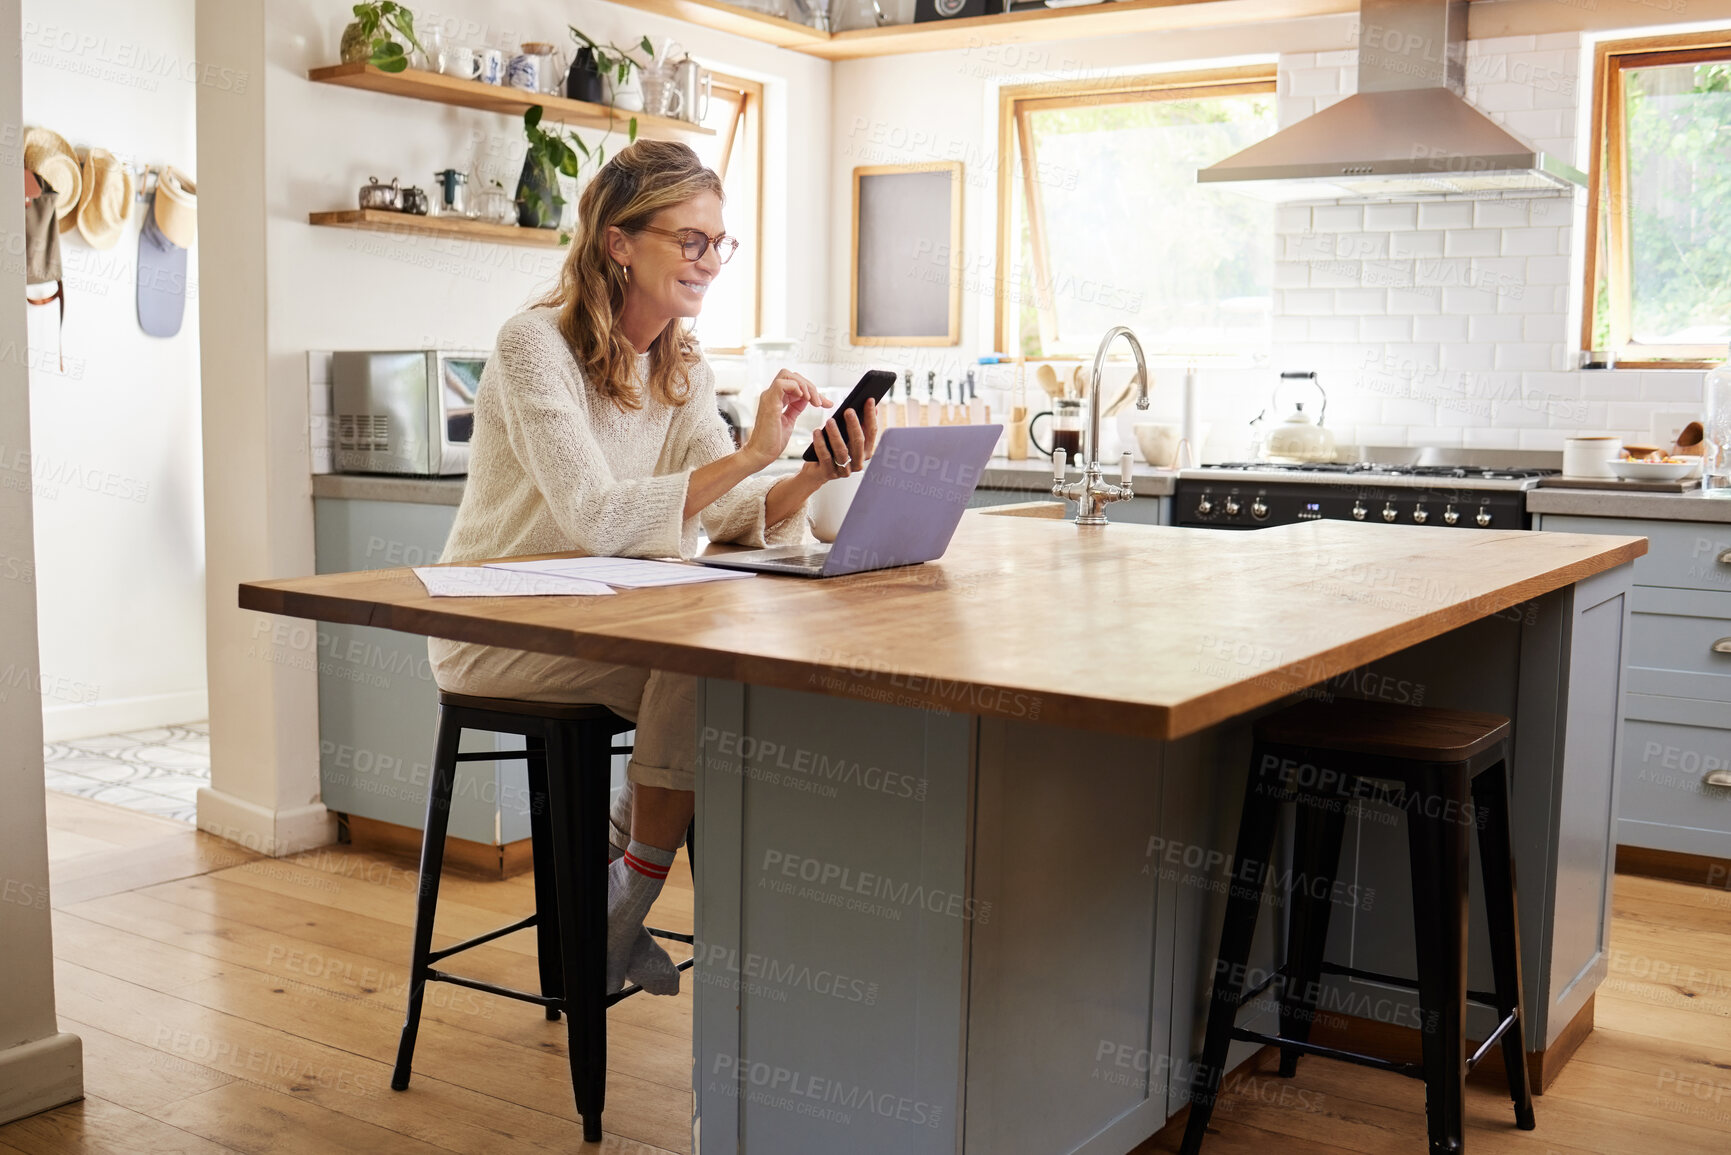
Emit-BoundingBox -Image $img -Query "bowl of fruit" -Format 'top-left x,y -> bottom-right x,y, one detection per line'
1606,445 -> 1698,481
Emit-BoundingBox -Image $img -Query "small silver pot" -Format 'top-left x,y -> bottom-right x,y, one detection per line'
359,175 -> 402,211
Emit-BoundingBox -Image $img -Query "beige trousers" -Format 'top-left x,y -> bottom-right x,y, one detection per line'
428,638 -> 696,793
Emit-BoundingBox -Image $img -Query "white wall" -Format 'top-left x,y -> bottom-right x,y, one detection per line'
0,0 -> 85,1123
825,1 -> 1731,460
21,0 -> 206,740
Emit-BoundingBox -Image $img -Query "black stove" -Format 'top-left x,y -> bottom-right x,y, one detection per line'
1174,462 -> 1560,531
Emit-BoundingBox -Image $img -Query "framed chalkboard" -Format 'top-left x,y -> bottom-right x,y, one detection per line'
850,162 -> 963,347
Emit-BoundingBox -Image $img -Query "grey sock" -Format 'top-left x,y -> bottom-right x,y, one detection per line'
608,783 -> 633,863
607,839 -> 674,993
626,928 -> 681,996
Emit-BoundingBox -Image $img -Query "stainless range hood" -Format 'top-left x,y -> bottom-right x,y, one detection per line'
1198,0 -> 1586,202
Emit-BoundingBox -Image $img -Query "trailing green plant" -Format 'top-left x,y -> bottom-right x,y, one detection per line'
568,25 -> 655,88
519,105 -> 641,234
353,2 -> 421,72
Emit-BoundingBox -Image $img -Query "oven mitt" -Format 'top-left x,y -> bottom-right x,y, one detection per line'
137,190 -> 187,337
25,169 -> 66,370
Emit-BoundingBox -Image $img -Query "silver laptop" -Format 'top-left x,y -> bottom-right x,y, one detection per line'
697,425 -> 1002,578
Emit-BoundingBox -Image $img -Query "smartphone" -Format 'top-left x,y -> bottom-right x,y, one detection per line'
803,369 -> 895,462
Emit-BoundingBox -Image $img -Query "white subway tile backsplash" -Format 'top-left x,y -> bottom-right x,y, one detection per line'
1444,230 -> 1501,258
1311,204 -> 1362,233
1414,258 -> 1470,287
1442,287 -> 1500,314
1387,287 -> 1443,314
1315,50 -> 1355,68
1284,232 -> 1334,260
1474,83 -> 1537,112
1640,371 -> 1705,403
1382,397 -> 1440,425
1271,316 -> 1309,343
1440,342 -> 1497,371
1308,316 -> 1360,342
1494,343 -> 1557,371
1493,399 -> 1550,427
1463,426 -> 1522,450
1277,205 -> 1313,233
1335,288 -> 1387,314
1518,429 -> 1571,450
1363,204 -> 1418,231
1360,316 -> 1413,343
1418,203 -> 1474,231
1470,315 -> 1525,343
1273,261 -> 1311,289
1412,314 -> 1469,343
1501,227 -> 1560,256
1472,200 -> 1532,230
1281,288 -> 1336,315
1308,261 -> 1361,289
1390,231 -> 1445,259
1498,107 -> 1571,143
1277,97 -> 1316,128
1362,259 -> 1415,289
1523,315 -> 1567,344
1579,370 -> 1644,400
1524,255 -> 1571,284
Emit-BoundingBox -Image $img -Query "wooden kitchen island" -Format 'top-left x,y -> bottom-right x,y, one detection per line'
239,510 -> 1645,1155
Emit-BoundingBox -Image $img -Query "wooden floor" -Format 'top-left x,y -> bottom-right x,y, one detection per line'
5,793 -> 1730,1154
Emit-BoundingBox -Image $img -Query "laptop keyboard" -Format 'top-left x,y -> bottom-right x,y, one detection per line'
775,549 -> 833,568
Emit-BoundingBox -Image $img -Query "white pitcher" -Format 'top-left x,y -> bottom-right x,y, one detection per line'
673,55 -> 711,124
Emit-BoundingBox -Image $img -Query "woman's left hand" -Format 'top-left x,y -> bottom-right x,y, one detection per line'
802,398 -> 879,483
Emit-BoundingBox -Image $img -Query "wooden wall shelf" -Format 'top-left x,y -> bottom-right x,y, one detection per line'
615,0 -> 1354,61
309,209 -> 568,248
307,63 -> 714,138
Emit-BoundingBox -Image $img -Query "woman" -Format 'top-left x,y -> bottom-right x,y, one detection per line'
430,140 -> 878,995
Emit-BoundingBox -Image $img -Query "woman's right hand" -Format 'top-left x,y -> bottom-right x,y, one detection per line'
743,370 -> 829,468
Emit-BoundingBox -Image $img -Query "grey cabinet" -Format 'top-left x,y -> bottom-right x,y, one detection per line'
1533,514 -> 1731,855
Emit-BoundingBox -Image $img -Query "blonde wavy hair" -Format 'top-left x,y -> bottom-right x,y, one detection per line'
538,139 -> 724,411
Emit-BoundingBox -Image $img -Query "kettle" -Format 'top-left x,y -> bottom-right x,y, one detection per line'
1261,371 -> 1336,463
673,55 -> 711,124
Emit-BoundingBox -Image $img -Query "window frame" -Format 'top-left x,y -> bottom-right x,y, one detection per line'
700,70 -> 764,355
992,65 -> 1278,358
1583,30 -> 1731,369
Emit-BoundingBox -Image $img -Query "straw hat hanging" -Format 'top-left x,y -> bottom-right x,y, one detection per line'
75,149 -> 136,250
23,127 -> 82,233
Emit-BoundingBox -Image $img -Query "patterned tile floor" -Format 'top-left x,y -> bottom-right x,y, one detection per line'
42,722 -> 210,824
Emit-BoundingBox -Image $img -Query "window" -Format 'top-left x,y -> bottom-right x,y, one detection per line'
994,67 -> 1278,359
1584,32 -> 1731,367
689,72 -> 763,354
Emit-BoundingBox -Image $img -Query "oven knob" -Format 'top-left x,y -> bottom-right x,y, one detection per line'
1476,505 -> 1493,528
1224,497 -> 1241,516
1443,505 -> 1460,526
1412,505 -> 1428,525
1351,502 -> 1366,521
1197,496 -> 1213,516
1382,502 -> 1398,522
1251,498 -> 1269,520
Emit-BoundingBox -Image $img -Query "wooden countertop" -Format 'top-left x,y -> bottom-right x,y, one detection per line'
239,515 -> 1645,740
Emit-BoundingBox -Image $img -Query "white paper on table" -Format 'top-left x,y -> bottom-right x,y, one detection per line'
484,556 -> 755,588
413,566 -> 616,598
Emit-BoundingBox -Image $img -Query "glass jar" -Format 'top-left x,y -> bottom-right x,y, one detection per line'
1705,344 -> 1731,499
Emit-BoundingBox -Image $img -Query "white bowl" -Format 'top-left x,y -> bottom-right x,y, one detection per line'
1606,460 -> 1693,482
1133,422 -> 1211,469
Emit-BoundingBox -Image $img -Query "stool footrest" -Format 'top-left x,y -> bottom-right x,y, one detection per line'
427,914 -> 539,964
1231,1026 -> 1423,1079
426,967 -> 557,1008
1466,1011 -> 1520,1072
1232,969 -> 1283,1010
606,956 -> 696,1007
452,750 -> 541,763
1318,961 -> 1500,1008
646,926 -> 693,945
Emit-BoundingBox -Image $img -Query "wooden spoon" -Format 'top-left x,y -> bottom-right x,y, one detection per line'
1673,421 -> 1704,457
1035,363 -> 1064,400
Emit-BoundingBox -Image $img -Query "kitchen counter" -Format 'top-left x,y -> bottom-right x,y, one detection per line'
241,513 -> 1642,1155
1527,486 -> 1731,523
308,458 -> 1176,507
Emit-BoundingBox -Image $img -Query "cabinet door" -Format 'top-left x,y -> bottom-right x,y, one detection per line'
1618,699 -> 1731,855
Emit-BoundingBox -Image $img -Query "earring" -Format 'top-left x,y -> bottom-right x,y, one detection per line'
621,264 -> 631,283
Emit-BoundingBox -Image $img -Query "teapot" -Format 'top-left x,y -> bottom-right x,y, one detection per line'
1260,371 -> 1336,464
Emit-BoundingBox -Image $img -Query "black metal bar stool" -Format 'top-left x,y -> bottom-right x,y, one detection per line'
389,690 -> 694,1143
1181,697 -> 1536,1155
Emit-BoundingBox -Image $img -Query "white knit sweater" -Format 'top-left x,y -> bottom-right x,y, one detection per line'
440,306 -> 807,568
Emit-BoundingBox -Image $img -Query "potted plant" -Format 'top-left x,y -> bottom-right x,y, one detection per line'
517,106 -> 640,231
340,2 -> 422,72
566,26 -> 654,106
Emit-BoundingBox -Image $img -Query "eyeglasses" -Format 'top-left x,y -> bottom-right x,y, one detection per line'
640,225 -> 738,265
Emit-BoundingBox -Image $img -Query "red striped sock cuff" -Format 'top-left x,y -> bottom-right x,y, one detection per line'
623,850 -> 670,880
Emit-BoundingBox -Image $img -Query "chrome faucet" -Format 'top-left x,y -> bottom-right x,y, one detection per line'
1051,326 -> 1151,525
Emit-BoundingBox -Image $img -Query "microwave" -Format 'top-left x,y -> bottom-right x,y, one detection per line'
331,349 -> 487,476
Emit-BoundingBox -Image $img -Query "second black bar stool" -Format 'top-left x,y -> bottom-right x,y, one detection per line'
1181,697 -> 1536,1155
388,690 -> 693,1144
